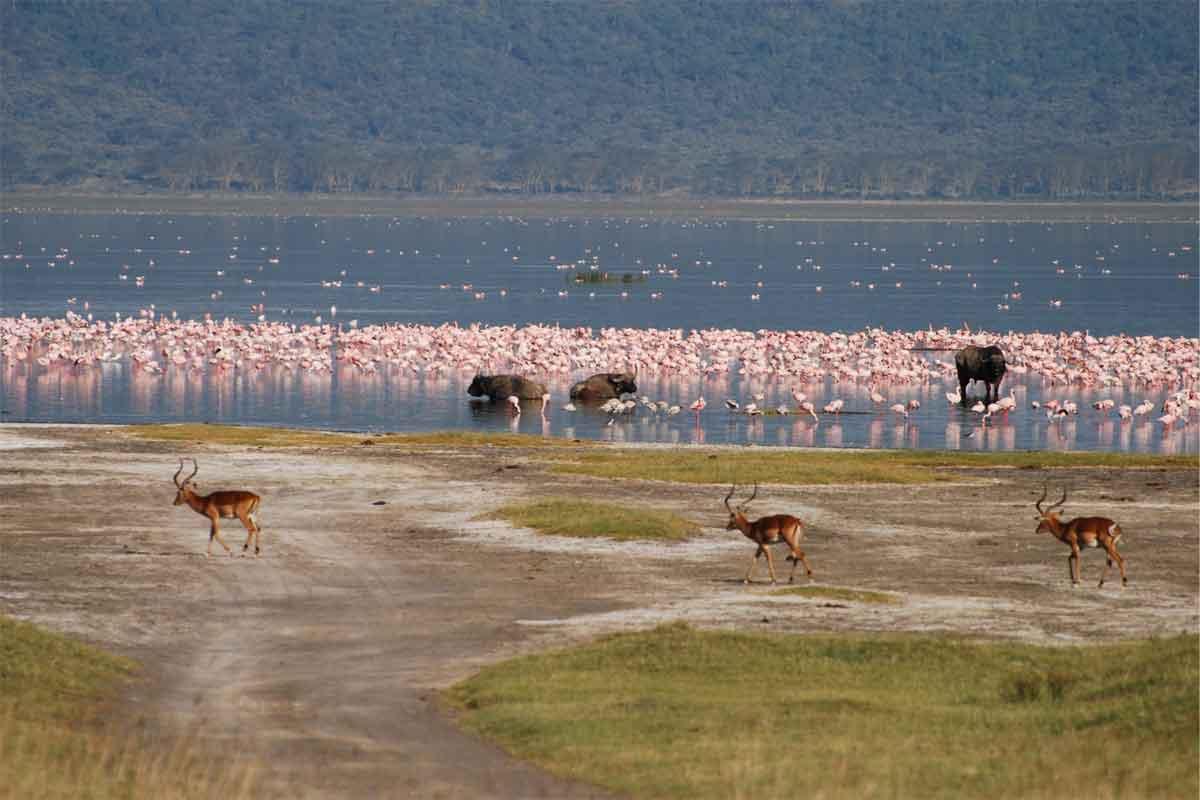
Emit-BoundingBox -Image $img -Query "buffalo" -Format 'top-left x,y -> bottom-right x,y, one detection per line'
955,345 -> 1006,405
467,374 -> 547,402
568,372 -> 638,404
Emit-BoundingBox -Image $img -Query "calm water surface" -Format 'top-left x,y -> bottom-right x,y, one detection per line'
2,213 -> 1197,453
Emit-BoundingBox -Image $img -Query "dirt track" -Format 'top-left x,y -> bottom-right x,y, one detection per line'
1,425 -> 1196,798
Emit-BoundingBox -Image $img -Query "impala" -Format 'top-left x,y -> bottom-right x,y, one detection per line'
1034,485 -> 1126,588
173,458 -> 263,557
724,483 -> 812,584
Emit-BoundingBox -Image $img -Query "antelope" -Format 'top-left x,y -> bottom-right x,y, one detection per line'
1034,485 -> 1126,588
724,483 -> 812,584
172,459 -> 263,558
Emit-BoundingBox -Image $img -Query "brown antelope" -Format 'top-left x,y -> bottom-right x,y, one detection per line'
172,458 -> 263,558
724,483 -> 812,584
1034,485 -> 1126,588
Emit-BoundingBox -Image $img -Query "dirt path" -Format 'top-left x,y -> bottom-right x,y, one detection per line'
1,425 -> 1196,797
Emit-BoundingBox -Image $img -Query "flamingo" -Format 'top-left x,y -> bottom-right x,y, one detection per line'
506,395 -> 521,416
689,396 -> 707,417
889,403 -> 908,419
822,398 -> 844,414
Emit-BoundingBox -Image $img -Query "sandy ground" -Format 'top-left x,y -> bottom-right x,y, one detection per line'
1,425 -> 1196,798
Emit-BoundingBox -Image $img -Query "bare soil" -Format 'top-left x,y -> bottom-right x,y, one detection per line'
1,425 -> 1196,798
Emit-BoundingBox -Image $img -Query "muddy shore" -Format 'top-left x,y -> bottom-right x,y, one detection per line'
1,425 -> 1196,797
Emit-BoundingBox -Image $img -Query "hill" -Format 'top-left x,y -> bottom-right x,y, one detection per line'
2,0 -> 1196,199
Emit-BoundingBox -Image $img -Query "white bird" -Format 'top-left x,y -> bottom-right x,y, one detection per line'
562,402 -> 577,412
724,398 -> 740,411
507,395 -> 521,415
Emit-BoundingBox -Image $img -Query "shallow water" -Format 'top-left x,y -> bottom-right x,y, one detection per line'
2,213 -> 1197,452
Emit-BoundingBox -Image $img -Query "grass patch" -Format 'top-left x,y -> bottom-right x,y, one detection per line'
1,615 -> 257,799
485,498 -> 700,541
128,424 -> 588,449
769,586 -> 900,604
549,448 -> 1197,485
446,624 -> 1199,799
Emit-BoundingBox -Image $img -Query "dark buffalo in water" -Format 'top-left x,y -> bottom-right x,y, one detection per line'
955,345 -> 1007,405
467,374 -> 547,402
568,372 -> 638,403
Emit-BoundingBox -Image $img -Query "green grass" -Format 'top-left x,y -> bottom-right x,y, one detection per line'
128,424 -> 588,449
485,498 -> 700,541
768,586 -> 900,604
0,615 -> 257,799
446,624 -> 1200,799
549,448 -> 1198,485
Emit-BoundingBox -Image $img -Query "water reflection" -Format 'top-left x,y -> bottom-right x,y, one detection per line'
2,355 -> 1198,454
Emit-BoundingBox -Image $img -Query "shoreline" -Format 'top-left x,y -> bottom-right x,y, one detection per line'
4,190 -> 1197,223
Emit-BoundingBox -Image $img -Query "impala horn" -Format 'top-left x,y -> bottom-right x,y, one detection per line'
743,482 -> 759,510
1035,484 -> 1048,515
723,484 -> 737,513
1047,487 -> 1067,513
176,457 -> 199,488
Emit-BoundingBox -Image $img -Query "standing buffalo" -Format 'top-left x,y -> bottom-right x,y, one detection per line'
467,374 -> 547,402
568,372 -> 638,404
955,345 -> 1007,405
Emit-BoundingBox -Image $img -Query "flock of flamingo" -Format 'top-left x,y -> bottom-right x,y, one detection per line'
2,312 -> 1197,434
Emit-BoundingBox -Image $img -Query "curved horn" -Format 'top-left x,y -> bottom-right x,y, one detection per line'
1047,487 -> 1067,512
723,484 -> 737,513
183,457 -> 199,487
743,482 -> 759,509
1034,484 -> 1048,514
173,459 -> 185,488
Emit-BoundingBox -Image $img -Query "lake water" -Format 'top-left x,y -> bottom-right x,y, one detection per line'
2,212 -> 1197,453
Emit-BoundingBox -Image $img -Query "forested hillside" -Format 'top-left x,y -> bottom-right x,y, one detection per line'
2,0 -> 1196,199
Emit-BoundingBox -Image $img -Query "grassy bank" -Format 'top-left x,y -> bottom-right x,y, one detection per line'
0,615 -> 256,799
549,448 -> 1198,486
447,624 -> 1200,799
485,498 -> 699,541
127,424 -> 586,449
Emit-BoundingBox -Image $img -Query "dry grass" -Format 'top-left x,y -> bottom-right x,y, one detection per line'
447,624 -> 1200,799
0,615 -> 259,800
128,423 -> 589,449
549,448 -> 1197,485
484,498 -> 700,541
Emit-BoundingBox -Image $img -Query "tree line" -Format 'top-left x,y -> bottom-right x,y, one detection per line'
2,0 -> 1196,200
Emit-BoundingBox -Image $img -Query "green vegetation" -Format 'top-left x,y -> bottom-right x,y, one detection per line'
127,425 -> 1195,480
0,615 -> 256,799
447,624 -> 1200,799
3,1 -> 1195,200
128,424 -> 589,449
485,498 -> 699,541
769,586 -> 900,605
548,448 -> 1197,486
